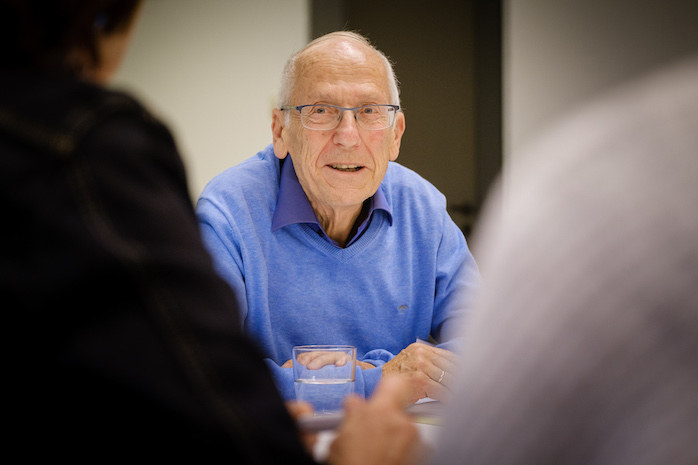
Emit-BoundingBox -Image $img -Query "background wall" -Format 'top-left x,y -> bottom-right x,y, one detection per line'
112,0 -> 310,200
504,0 -> 698,176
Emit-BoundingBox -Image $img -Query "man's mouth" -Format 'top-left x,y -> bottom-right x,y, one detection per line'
330,164 -> 362,172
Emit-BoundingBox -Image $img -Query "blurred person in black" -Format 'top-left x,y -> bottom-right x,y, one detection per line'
0,1 -> 418,462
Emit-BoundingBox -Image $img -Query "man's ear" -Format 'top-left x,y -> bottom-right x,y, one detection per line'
389,111 -> 406,161
272,108 -> 289,159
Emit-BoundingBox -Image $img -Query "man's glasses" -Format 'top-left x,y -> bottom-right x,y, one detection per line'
281,104 -> 400,131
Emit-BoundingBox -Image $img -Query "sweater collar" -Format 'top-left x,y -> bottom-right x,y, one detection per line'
271,156 -> 392,244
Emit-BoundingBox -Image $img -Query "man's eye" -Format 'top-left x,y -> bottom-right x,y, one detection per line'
313,106 -> 327,115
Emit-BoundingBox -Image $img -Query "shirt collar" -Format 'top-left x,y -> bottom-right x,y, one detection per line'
271,156 -> 393,234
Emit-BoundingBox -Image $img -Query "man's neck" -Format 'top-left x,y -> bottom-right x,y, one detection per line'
315,201 -> 369,247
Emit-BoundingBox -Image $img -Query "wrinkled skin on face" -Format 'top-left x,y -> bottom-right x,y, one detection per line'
272,37 -> 405,245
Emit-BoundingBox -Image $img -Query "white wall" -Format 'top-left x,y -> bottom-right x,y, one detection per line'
504,0 -> 698,173
112,0 -> 310,200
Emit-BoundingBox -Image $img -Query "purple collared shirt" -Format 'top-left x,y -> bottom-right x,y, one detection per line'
271,157 -> 392,248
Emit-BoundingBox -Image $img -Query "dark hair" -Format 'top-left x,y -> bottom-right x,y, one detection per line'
0,0 -> 141,75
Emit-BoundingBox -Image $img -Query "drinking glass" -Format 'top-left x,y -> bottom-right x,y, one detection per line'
293,345 -> 356,415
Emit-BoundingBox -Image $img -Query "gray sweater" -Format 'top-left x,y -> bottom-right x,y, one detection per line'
434,55 -> 698,465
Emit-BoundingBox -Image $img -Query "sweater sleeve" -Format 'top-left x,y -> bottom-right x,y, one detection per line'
432,207 -> 482,353
196,199 -> 250,323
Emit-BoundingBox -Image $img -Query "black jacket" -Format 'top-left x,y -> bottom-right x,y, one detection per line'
0,67 -> 315,463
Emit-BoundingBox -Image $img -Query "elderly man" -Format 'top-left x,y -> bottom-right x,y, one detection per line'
196,31 -> 481,403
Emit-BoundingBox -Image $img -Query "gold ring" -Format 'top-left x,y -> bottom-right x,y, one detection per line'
437,370 -> 445,384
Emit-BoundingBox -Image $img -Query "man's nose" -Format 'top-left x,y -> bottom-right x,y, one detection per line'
333,109 -> 361,146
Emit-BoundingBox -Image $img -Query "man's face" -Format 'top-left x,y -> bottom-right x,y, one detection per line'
272,39 -> 405,218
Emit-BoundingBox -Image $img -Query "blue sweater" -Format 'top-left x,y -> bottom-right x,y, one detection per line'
196,145 -> 481,399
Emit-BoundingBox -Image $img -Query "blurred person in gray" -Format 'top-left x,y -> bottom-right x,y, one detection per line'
433,54 -> 698,465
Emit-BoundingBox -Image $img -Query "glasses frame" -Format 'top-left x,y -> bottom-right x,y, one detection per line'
280,104 -> 401,131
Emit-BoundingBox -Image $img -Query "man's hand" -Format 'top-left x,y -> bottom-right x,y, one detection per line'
381,342 -> 459,403
327,376 -> 421,465
285,401 -> 317,454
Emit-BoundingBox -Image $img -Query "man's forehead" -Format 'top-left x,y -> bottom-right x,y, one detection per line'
293,46 -> 390,102
302,85 -> 387,103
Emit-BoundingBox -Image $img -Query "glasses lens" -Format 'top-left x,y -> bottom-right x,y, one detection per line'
298,105 -> 396,130
356,105 -> 394,130
300,105 -> 340,129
